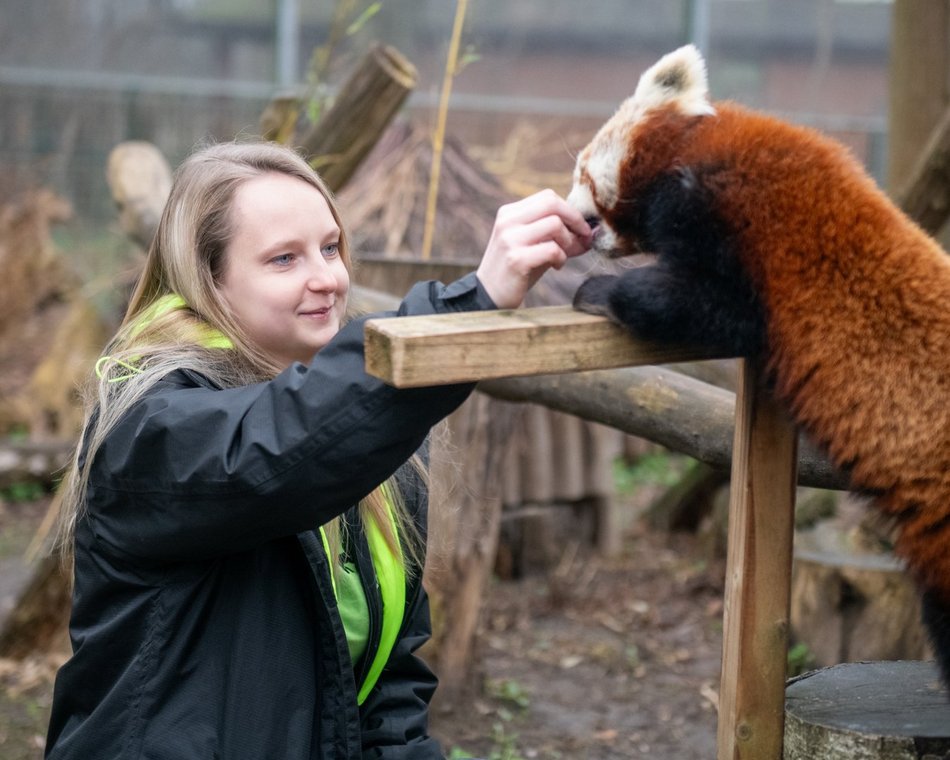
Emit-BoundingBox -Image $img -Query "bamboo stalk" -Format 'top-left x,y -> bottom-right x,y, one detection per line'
421,0 -> 469,260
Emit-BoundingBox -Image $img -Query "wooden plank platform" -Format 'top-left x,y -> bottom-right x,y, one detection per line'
365,305 -> 730,388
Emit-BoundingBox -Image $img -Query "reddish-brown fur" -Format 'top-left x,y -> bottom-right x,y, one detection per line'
610,102 -> 950,599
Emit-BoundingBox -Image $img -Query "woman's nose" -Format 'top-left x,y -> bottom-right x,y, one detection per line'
305,258 -> 338,291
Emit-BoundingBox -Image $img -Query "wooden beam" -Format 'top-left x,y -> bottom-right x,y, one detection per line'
717,359 -> 798,760
364,305 -> 731,388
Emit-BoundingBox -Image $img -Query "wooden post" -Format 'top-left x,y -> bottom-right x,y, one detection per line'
887,0 -> 950,197
717,359 -> 798,760
301,43 -> 418,192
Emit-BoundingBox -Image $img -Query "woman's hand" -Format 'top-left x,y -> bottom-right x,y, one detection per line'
476,189 -> 592,309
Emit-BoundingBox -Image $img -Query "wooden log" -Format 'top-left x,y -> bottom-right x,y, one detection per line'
258,94 -> 299,145
105,141 -> 173,251
887,0 -> 950,211
784,661 -> 950,759
26,295 -> 109,440
365,305 -> 731,388
790,548 -> 931,667
718,359 -> 798,760
479,365 -> 848,491
587,424 -> 627,557
301,43 -> 418,192
520,403 -> 555,503
550,411 -> 587,501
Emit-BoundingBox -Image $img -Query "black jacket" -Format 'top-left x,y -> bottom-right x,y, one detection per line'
46,275 -> 494,760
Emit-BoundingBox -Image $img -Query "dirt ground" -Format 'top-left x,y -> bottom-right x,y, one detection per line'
0,495 -> 725,760
429,521 -> 724,759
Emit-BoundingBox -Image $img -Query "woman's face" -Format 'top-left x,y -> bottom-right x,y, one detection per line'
218,172 -> 350,367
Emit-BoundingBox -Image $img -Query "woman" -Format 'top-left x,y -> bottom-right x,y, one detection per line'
45,141 -> 591,759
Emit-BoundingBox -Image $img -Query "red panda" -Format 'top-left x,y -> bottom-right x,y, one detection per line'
568,45 -> 950,691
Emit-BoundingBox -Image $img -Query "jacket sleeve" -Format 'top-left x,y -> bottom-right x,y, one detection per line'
86,274 -> 494,564
358,583 -> 443,760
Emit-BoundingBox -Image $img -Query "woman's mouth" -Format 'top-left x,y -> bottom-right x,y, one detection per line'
300,305 -> 333,319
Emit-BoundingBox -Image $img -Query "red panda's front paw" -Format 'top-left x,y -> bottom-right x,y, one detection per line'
572,275 -> 618,318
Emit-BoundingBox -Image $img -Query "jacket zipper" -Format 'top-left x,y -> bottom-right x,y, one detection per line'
351,512 -> 382,693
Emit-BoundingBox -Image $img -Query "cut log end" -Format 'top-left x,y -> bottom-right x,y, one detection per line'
373,43 -> 418,89
784,661 -> 950,759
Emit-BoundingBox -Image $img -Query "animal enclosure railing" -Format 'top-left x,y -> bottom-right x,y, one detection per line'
365,305 -> 799,760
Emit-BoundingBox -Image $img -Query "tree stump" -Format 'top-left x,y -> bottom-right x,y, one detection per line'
784,661 -> 950,759
790,548 -> 931,667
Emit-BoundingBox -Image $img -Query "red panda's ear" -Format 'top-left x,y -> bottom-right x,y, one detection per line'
627,44 -> 715,119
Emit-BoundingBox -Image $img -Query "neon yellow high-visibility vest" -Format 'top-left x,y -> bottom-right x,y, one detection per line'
320,498 -> 406,705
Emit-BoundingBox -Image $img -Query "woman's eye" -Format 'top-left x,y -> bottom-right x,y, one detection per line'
322,243 -> 340,258
271,253 -> 294,266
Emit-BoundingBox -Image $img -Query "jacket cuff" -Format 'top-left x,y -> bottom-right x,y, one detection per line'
396,272 -> 496,316
441,271 -> 498,310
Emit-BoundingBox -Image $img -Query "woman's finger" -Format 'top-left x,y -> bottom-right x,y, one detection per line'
477,189 -> 593,308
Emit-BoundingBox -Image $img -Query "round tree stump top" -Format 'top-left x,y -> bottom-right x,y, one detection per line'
786,661 -> 950,737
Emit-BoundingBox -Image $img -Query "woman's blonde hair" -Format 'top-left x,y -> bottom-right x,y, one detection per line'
56,141 -> 421,573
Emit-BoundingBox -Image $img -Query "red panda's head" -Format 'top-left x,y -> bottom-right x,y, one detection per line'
567,45 -> 716,257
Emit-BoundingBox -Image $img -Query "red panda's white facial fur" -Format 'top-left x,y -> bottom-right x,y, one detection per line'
567,45 -> 716,256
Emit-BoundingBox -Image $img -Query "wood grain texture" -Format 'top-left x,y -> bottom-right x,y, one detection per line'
717,359 -> 798,760
364,305 -> 730,387
784,661 -> 950,758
